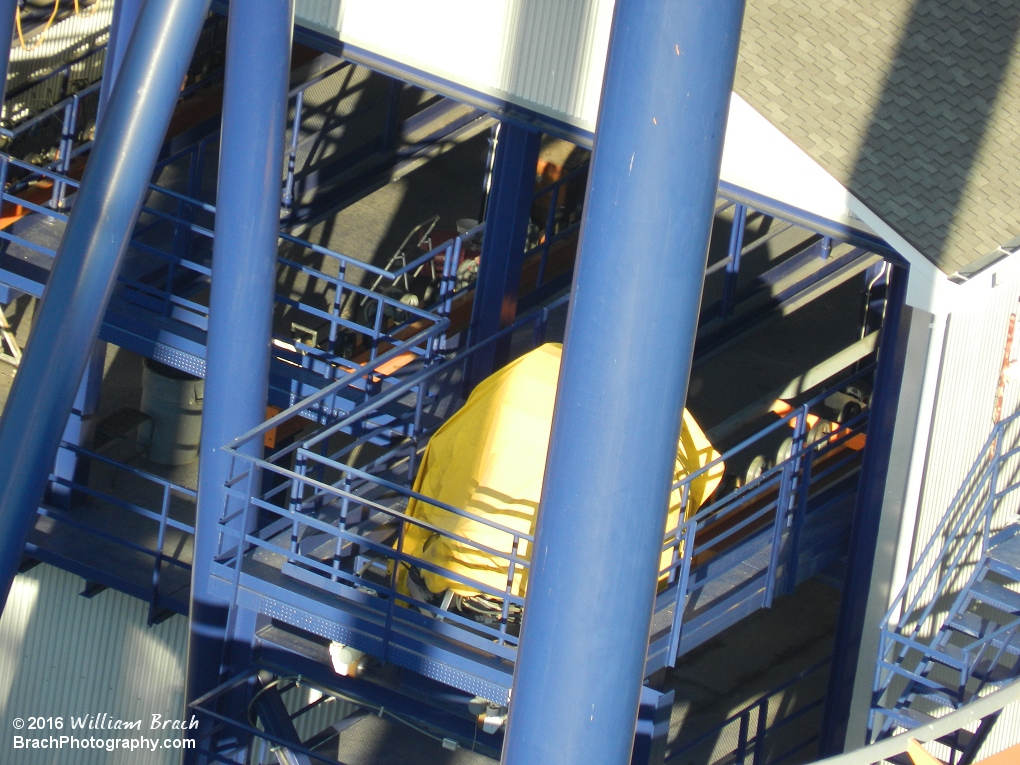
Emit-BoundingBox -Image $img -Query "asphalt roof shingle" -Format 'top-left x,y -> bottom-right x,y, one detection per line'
734,0 -> 1020,275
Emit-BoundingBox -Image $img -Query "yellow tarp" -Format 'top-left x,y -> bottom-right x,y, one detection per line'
398,343 -> 723,598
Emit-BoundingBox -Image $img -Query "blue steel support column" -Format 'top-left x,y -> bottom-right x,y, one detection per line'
465,121 -> 539,389
501,2 -> 746,764
185,0 -> 294,721
0,0 -> 211,614
819,264 -> 910,755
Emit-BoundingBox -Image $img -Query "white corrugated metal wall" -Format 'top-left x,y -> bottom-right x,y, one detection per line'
903,269 -> 1020,759
0,565 -> 189,764
294,0 -> 614,133
0,566 -> 361,764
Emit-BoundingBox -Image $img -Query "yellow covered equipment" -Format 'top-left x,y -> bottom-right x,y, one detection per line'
398,343 -> 723,599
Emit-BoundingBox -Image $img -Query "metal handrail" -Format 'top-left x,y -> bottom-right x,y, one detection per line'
219,278 -> 871,669
869,409 -> 1020,746
666,658 -> 831,765
879,409 -> 1020,636
0,153 -> 449,378
817,680 -> 1020,765
34,440 -> 197,621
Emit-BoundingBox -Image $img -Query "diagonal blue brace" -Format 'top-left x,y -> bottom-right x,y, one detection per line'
0,0 -> 212,615
185,0 -> 295,742
47,0 -> 143,513
501,2 -> 746,764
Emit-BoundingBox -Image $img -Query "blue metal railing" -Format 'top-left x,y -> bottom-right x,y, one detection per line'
0,11 -> 227,193
3,35 -> 107,128
27,440 -> 197,624
870,408 -> 1020,742
0,153 -> 450,391
213,281 -> 871,701
654,368 -> 871,668
666,659 -> 830,765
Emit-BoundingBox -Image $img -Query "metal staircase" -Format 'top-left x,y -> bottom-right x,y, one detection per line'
872,409 -> 1020,764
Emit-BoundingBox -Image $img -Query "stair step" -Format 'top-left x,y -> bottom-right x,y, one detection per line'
947,611 -> 1000,639
880,705 -> 936,731
988,532 -> 1020,576
988,524 -> 1020,551
927,642 -> 969,670
946,613 -> 1020,656
912,687 -> 962,710
972,657 -> 1020,687
969,580 -> 1020,614
938,727 -> 975,752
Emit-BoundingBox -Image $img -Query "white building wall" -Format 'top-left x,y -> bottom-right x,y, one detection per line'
924,275 -> 1020,760
295,0 -> 614,134
844,262 -> 1020,752
0,565 -> 188,765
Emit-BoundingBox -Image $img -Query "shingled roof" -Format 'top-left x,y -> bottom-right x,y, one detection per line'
733,0 -> 1020,276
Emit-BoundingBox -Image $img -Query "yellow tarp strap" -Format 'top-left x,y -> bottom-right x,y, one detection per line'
398,343 -> 723,598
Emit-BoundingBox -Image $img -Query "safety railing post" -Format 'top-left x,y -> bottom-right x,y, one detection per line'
753,698 -> 768,764
382,512 -> 406,664
333,475 -> 351,585
766,408 -> 806,607
784,405 -> 813,594
50,97 -> 76,209
0,154 -> 10,206
668,521 -> 697,665
983,426 -> 1004,554
369,289 -> 385,363
326,273 -> 344,377
820,235 -> 833,260
736,711 -> 750,765
407,379 -> 425,482
148,482 -> 173,625
288,452 -> 308,554
721,203 -> 747,317
282,89 -> 302,211
226,462 -> 258,610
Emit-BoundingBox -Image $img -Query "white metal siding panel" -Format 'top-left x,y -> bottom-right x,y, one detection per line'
296,0 -> 615,133
904,271 -> 1020,759
7,0 -> 114,86
294,0 -> 343,38
912,277 -> 1020,581
0,565 -> 188,764
977,699 -> 1020,761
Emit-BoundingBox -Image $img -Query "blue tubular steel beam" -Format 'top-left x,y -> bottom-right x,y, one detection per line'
501,2 -> 746,764
186,0 -> 295,715
465,121 -> 540,390
0,0 -> 212,614
819,264 -> 910,755
49,0 -> 141,514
